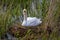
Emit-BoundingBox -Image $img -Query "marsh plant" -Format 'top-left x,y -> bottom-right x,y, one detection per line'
0,0 -> 60,40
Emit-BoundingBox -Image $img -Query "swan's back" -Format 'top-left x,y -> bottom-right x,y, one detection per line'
27,17 -> 37,20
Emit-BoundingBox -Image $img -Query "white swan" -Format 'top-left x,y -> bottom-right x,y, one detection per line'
22,9 -> 42,26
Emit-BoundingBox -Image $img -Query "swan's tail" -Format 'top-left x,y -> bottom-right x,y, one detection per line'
38,18 -> 42,24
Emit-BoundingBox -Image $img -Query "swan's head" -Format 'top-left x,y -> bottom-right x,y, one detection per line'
23,9 -> 27,15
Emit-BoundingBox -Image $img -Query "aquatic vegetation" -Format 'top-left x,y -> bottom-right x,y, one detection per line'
0,0 -> 60,40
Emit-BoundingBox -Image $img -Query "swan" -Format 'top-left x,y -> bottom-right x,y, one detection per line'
22,9 -> 42,26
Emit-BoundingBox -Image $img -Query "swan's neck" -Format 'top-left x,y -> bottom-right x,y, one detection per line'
23,13 -> 27,21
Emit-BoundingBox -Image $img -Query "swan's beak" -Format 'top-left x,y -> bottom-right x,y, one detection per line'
23,9 -> 27,15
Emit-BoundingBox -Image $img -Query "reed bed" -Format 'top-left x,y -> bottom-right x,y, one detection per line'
0,0 -> 60,40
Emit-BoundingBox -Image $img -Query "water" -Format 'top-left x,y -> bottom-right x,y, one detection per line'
4,33 -> 17,40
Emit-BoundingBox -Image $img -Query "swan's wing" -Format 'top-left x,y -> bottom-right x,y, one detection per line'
27,18 -> 41,26
27,18 -> 42,26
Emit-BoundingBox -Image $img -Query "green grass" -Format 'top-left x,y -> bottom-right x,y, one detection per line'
0,0 -> 60,40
